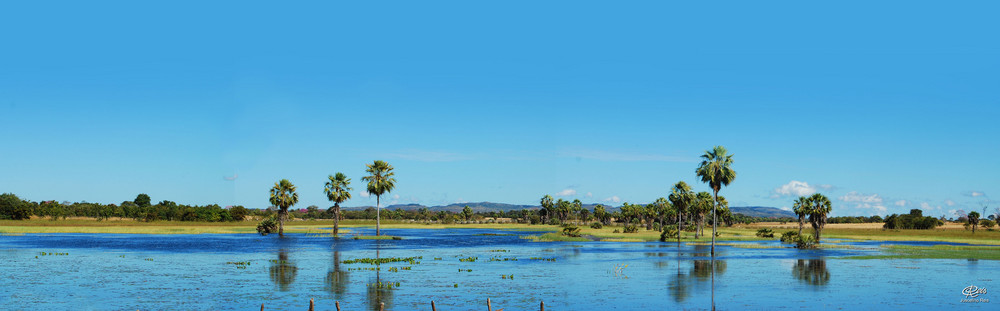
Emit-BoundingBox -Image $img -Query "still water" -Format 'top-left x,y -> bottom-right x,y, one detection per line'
0,228 -> 995,310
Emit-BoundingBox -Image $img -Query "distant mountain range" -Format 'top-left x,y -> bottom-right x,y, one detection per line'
344,202 -> 795,218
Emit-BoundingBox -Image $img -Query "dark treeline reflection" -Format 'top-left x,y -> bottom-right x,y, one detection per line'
792,259 -> 830,286
269,249 -> 298,291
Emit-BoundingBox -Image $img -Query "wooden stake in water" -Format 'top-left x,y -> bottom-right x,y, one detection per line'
308,298 -> 314,311
336,301 -> 341,311
431,300 -> 437,311
540,301 -> 545,311
487,298 -> 492,311
380,302 -> 385,311
260,303 -> 264,311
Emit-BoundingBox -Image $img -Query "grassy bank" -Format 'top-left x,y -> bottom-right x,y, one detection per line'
846,245 -> 1000,260
742,223 -> 1000,245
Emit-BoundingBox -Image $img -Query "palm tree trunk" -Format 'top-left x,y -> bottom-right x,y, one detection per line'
798,217 -> 803,237
376,196 -> 381,236
333,203 -> 340,236
711,190 -> 718,257
278,208 -> 285,237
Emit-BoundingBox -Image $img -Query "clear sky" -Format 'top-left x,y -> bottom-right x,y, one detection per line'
1,1 -> 997,217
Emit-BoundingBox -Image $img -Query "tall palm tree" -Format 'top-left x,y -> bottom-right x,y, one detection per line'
654,197 -> 672,231
669,181 -> 693,244
269,179 -> 299,237
694,192 -> 713,238
324,172 -> 352,236
807,193 -> 832,242
696,145 -> 736,256
362,160 -> 396,236
792,196 -> 810,237
968,211 -> 980,233
540,195 -> 554,224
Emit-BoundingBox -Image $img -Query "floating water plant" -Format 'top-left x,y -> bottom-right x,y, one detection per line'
368,281 -> 401,289
342,256 -> 421,265
489,249 -> 510,252
488,256 -> 517,262
458,269 -> 472,272
38,252 -> 69,256
528,257 -> 556,262
458,256 -> 478,262
227,261 -> 251,269
500,274 -> 514,280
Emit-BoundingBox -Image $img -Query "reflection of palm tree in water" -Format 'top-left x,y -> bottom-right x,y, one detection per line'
692,259 -> 726,279
366,241 -> 394,311
792,259 -> 830,286
269,249 -> 298,291
326,248 -> 349,300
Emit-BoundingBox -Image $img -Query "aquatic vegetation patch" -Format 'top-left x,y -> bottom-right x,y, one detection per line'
352,235 -> 403,240
227,261 -> 251,269
458,256 -> 478,262
601,238 -> 645,242
528,257 -> 557,262
500,274 -> 514,279
488,256 -> 517,262
342,256 -> 421,265
475,233 -> 516,236
368,281 -> 401,289
845,244 -> 1000,260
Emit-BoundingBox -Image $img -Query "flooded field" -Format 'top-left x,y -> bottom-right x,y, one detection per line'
1,228 -> 995,310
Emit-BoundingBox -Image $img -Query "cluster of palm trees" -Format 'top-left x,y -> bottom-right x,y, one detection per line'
791,193 -> 833,241
268,160 -> 396,237
538,196 -> 586,224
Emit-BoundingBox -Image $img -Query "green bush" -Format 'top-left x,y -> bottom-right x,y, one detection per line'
547,218 -> 561,225
755,228 -> 775,238
256,217 -> 278,235
561,226 -> 582,237
659,228 -> 679,241
623,224 -> 639,233
780,231 -> 800,243
980,219 -> 996,230
590,222 -> 603,229
612,229 -> 620,233
794,234 -> 817,249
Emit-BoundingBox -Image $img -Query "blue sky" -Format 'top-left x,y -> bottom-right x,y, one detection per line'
1,1 -> 997,217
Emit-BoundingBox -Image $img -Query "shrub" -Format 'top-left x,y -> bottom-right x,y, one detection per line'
590,222 -> 603,229
755,228 -> 775,238
612,229 -> 620,233
980,219 -> 996,230
794,234 -> 817,249
659,228 -> 679,241
561,226 -> 582,237
256,217 -> 278,235
547,218 -> 561,225
780,230 -> 800,243
623,224 -> 639,233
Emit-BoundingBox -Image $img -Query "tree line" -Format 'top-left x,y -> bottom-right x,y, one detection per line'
0,192 -> 253,222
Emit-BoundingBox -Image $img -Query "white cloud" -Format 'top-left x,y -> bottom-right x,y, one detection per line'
358,191 -> 370,198
964,191 -> 986,197
603,196 -> 622,204
920,202 -> 931,210
561,149 -> 692,162
838,191 -> 887,214
586,192 -> 593,198
393,194 -> 401,200
779,206 -> 791,211
556,189 -> 577,196
945,199 -> 955,206
894,200 -> 907,207
772,181 -> 819,198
